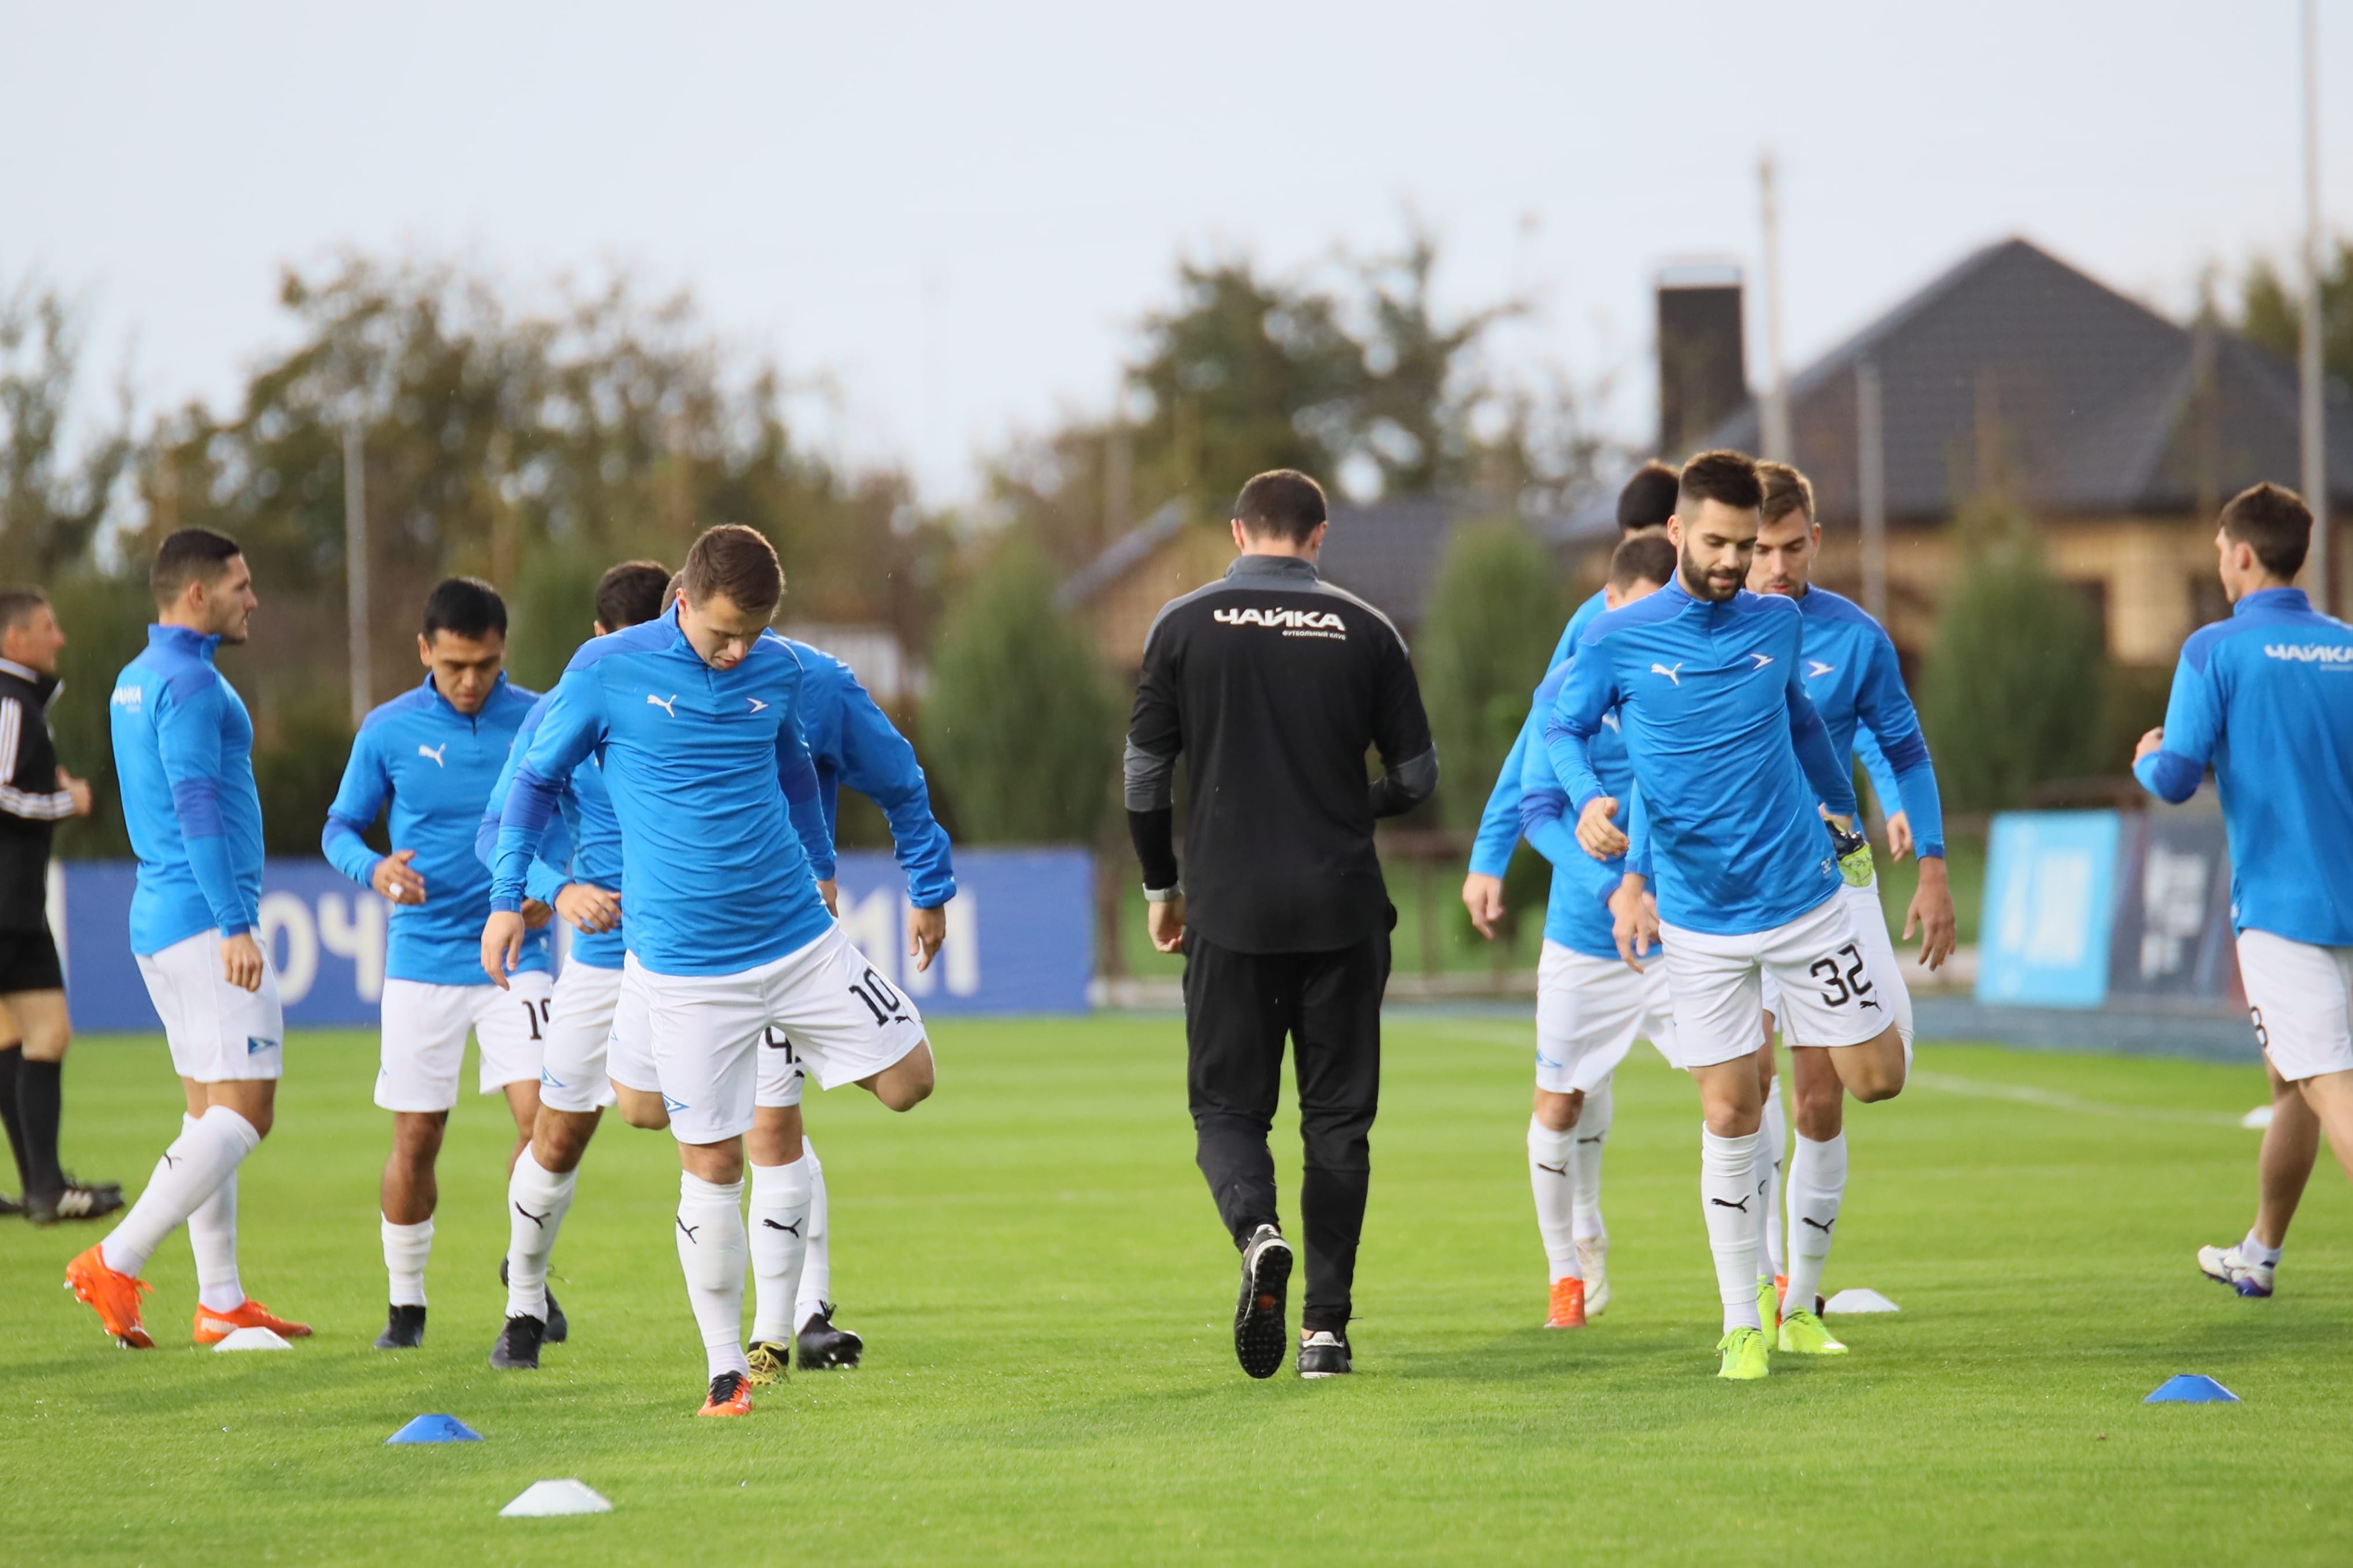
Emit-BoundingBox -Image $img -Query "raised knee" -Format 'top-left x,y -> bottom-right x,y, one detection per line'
1852,1077 -> 1903,1105
877,1076 -> 932,1113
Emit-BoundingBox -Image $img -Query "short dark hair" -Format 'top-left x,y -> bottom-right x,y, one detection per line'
1677,450 -> 1764,517
663,571 -> 684,612
1608,534 -> 1678,592
1232,469 -> 1328,545
0,588 -> 50,639
682,524 -> 783,615
1757,461 -> 1815,525
596,560 -> 670,631
2219,482 -> 2313,580
151,527 -> 244,605
421,576 -> 507,642
1617,461 -> 1680,533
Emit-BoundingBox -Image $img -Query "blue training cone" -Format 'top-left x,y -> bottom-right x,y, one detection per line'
2145,1374 -> 2239,1404
387,1413 -> 485,1443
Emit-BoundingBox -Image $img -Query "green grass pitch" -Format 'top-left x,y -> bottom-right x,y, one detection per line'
3,1015 -> 2349,1565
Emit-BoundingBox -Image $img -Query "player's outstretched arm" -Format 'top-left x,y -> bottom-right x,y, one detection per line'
833,668 -> 957,929
1782,665 -> 1857,822
2132,646 -> 2218,803
1540,637 -> 1617,825
1465,708 -> 1539,937
488,669 -> 602,919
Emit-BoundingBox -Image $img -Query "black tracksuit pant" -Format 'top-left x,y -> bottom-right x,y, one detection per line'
1183,929 -> 1389,1334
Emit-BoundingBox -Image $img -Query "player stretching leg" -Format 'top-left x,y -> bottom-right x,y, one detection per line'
325,579 -> 553,1350
485,526 -> 934,1418
2132,485 -> 2353,1295
1515,535 -> 1677,1328
67,530 -> 309,1349
1547,451 -> 1905,1382
742,626 -> 956,1384
1462,461 -> 1679,1310
480,560 -> 671,1369
1745,462 -> 1957,1352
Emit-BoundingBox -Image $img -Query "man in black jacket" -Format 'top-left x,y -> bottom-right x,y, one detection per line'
1126,469 -> 1436,1379
0,588 -> 117,1223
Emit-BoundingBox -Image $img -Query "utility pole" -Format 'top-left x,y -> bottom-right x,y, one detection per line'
1759,151 -> 1792,462
2302,0 -> 2332,615
1857,358 -> 1887,624
343,424 -> 371,726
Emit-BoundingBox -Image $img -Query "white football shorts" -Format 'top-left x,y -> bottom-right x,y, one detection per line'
1761,880 -> 1915,1050
136,927 -> 286,1084
1535,939 -> 1679,1092
755,1027 -> 808,1110
632,923 -> 926,1145
374,970 -> 555,1113
1661,892 -> 1893,1069
538,960 -> 621,1113
2238,928 -> 2353,1083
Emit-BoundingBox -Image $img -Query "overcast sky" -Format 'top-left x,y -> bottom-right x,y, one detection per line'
8,1 -> 2350,506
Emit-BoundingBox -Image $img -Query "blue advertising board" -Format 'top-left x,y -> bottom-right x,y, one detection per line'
1976,811 -> 2124,1009
57,848 -> 1094,1032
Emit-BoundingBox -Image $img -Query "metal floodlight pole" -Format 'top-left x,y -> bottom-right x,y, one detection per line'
1759,151 -> 1792,463
1857,357 -> 1887,624
2302,0 -> 2331,613
343,423 -> 371,726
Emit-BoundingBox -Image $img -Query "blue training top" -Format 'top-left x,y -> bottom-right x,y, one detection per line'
1469,589 -> 1607,879
324,673 -> 551,986
490,606 -> 835,977
1518,655 -> 1631,958
1785,585 -> 1947,858
1544,578 -> 1855,936
108,625 -> 266,955
477,697 -> 622,969
2134,586 -> 2353,946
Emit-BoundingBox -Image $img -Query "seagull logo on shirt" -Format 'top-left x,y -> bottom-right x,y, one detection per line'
647,694 -> 679,717
748,698 -> 769,713
1749,653 -> 1774,670
1650,662 -> 1684,686
1807,660 -> 1836,679
417,743 -> 446,767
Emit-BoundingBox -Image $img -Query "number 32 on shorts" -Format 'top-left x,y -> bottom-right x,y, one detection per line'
1809,942 -> 1879,1011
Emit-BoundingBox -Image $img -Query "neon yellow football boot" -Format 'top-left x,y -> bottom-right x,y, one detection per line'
1716,1326 -> 1771,1380
1776,1308 -> 1848,1356
1756,1275 -> 1781,1333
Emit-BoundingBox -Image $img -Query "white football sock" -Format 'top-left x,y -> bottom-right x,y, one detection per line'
382,1217 -> 434,1307
1527,1116 -> 1582,1283
181,1114 -> 246,1313
505,1146 -> 577,1321
1760,1077 -> 1787,1281
1571,1080 -> 1611,1244
676,1173 -> 750,1380
2241,1228 -> 2281,1267
1784,1131 -> 1848,1315
794,1136 -> 832,1330
748,1158 -> 814,1343
1700,1128 -> 1764,1333
100,1106 -> 259,1279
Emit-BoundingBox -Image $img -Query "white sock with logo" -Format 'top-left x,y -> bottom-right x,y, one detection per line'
100,1106 -> 259,1279
2240,1228 -> 2281,1267
1784,1132 -> 1848,1315
794,1136 -> 833,1332
675,1173 -> 750,1380
505,1147 -> 576,1322
1700,1128 -> 1764,1334
181,1115 -> 246,1313
1760,1077 -> 1787,1282
382,1217 -> 434,1307
748,1157 -> 814,1344
1527,1116 -> 1582,1283
1571,1080 -> 1611,1244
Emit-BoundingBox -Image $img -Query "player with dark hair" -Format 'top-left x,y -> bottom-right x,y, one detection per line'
68,529 -> 307,1349
324,576 -> 550,1349
2135,484 -> 2353,1299
1547,450 -> 1906,1380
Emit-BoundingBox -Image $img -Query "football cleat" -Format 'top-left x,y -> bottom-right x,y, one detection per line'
498,1259 -> 567,1343
489,1315 -> 546,1370
745,1339 -> 791,1387
2197,1243 -> 2275,1298
64,1245 -> 153,1348
0,1190 -> 21,1217
795,1303 -> 863,1369
193,1298 -> 311,1345
1716,1326 -> 1771,1380
697,1370 -> 753,1417
1544,1277 -> 1586,1330
1756,1275 -> 1781,1333
1576,1237 -> 1609,1316
1776,1308 -> 1848,1356
1233,1224 -> 1293,1380
1297,1329 -> 1352,1378
25,1182 -> 125,1226
374,1303 -> 427,1349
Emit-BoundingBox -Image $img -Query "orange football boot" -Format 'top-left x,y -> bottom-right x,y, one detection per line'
64,1245 -> 154,1349
1544,1277 -> 1587,1329
697,1370 -> 753,1417
193,1298 -> 313,1345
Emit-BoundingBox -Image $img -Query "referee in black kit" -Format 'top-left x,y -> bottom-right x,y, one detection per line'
1125,469 -> 1436,1380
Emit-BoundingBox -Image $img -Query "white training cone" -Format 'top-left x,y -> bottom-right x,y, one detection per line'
1823,1288 -> 1900,1315
500,1480 -> 612,1518
2241,1105 -> 2274,1130
212,1326 -> 293,1352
